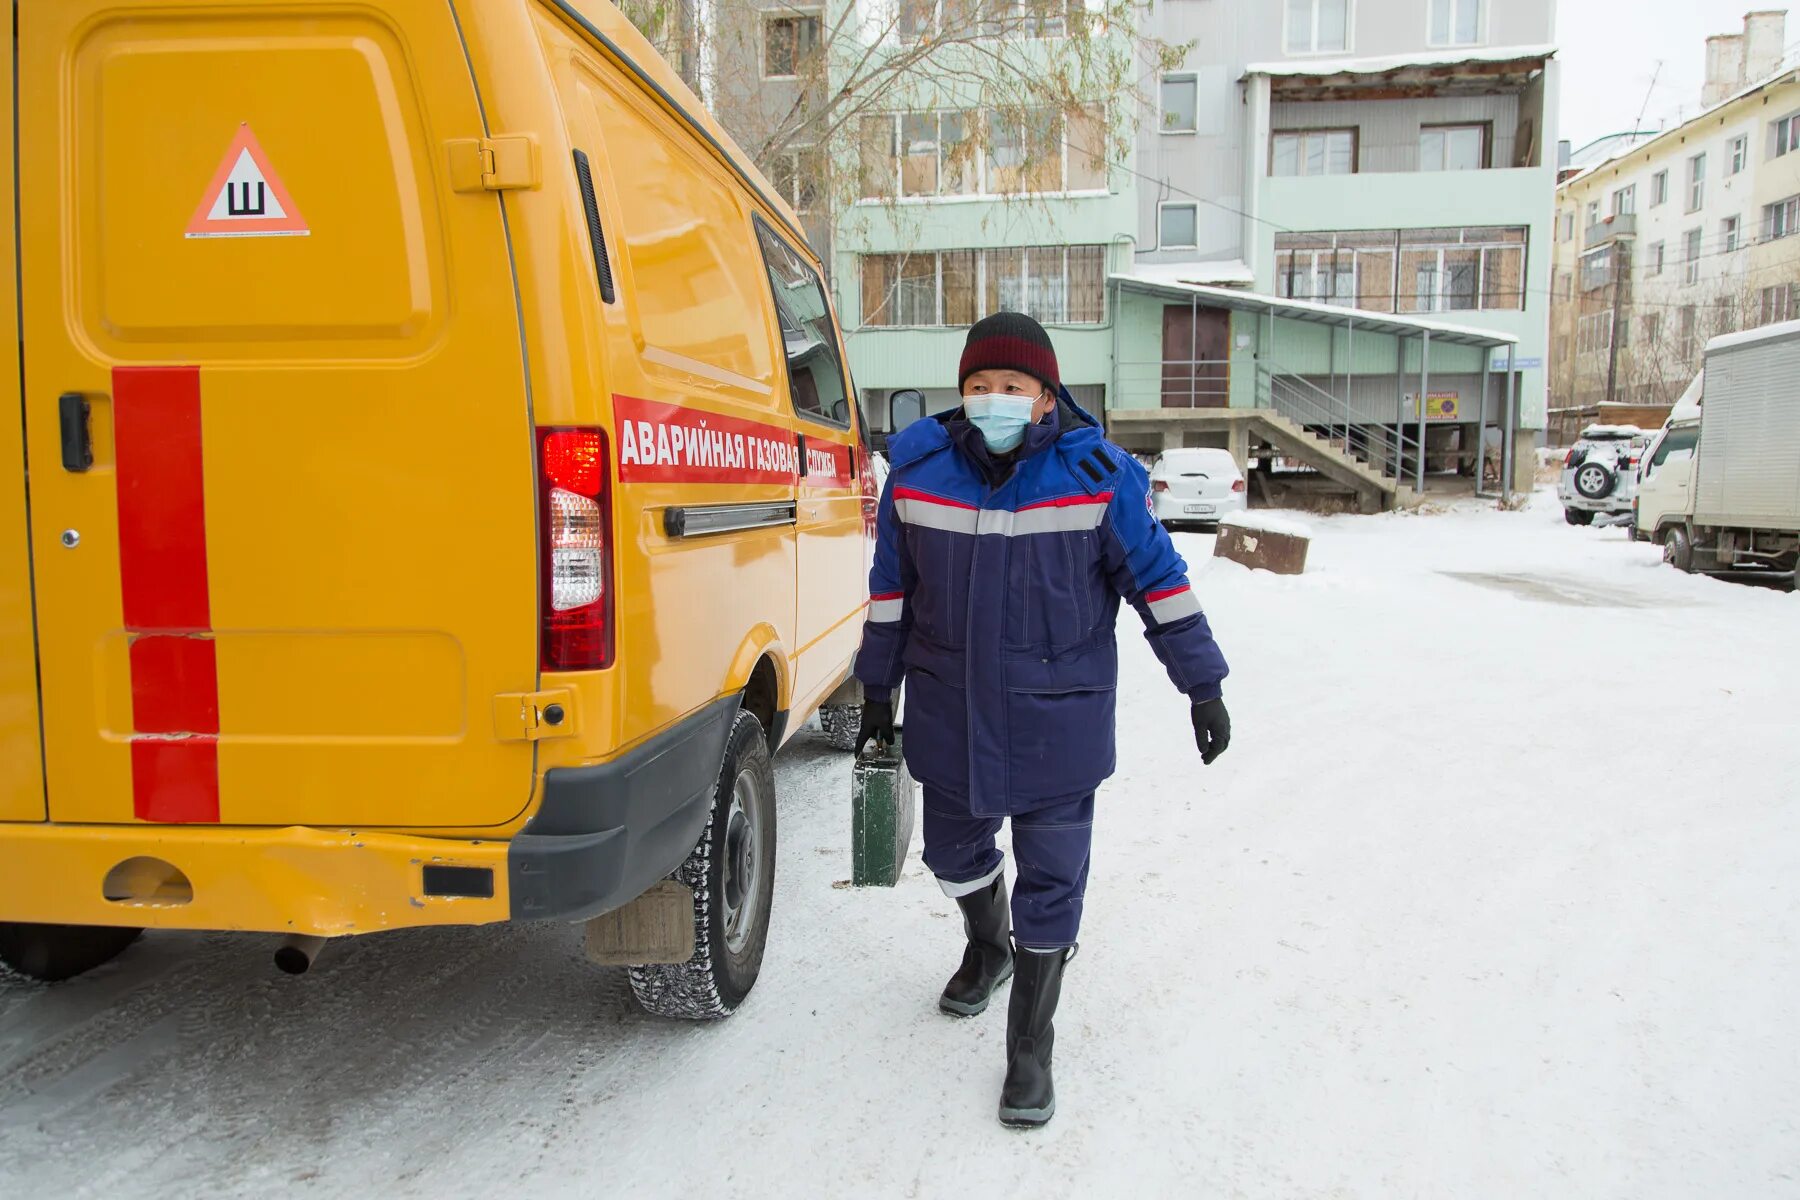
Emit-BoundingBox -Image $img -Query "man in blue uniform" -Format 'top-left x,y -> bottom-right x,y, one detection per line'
854,311 -> 1232,1128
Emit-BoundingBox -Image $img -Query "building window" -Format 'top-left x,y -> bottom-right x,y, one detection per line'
769,146 -> 823,214
1642,312 -> 1660,345
1760,283 -> 1799,325
1576,311 -> 1613,357
859,105 -> 1107,200
1647,240 -> 1664,275
860,245 -> 1106,328
1419,123 -> 1487,171
1271,128 -> 1356,176
1557,209 -> 1574,242
1728,135 -> 1748,175
1160,76 -> 1198,134
1585,199 -> 1600,228
1273,226 -> 1526,313
763,14 -> 820,79
898,0 -> 1083,42
1160,203 -> 1198,248
1775,114 -> 1800,157
1611,184 -> 1636,217
1686,153 -> 1706,212
1722,214 -> 1741,253
1677,305 -> 1698,361
1650,170 -> 1668,206
1578,247 -> 1612,293
1428,0 -> 1482,46
1285,0 -> 1350,54
1682,228 -> 1702,284
1764,194 -> 1799,239
1717,295 -> 1738,335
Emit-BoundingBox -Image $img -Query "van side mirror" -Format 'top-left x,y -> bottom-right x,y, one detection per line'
890,389 -> 924,430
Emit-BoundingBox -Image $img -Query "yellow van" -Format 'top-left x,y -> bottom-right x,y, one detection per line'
0,0 -> 873,1017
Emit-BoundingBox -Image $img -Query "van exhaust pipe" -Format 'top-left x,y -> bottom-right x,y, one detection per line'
274,934 -> 327,975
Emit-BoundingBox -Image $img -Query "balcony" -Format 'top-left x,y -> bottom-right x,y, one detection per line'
1584,213 -> 1636,249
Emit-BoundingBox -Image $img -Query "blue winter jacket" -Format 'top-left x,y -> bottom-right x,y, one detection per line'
854,390 -> 1229,817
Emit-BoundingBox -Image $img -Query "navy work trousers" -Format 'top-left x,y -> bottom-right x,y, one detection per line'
921,788 -> 1094,950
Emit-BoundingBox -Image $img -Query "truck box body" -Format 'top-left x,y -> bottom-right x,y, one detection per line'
1696,321 -> 1800,533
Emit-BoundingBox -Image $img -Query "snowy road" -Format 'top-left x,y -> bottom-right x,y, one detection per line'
2,495 -> 1796,1198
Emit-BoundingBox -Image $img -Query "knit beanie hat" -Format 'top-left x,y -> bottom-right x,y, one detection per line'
958,311 -> 1061,395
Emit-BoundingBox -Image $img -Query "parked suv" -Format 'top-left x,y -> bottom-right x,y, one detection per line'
1558,426 -> 1650,526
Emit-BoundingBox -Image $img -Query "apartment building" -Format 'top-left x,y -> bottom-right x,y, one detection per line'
1113,0 -> 1556,494
1548,11 -> 1798,444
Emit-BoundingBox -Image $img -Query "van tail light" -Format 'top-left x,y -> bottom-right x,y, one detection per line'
538,427 -> 613,671
1151,480 -> 1168,493
1231,479 -> 1247,493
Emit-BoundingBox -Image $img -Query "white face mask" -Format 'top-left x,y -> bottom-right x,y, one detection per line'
962,392 -> 1043,452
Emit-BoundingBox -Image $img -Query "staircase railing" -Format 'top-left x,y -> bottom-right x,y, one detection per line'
1255,363 -> 1421,487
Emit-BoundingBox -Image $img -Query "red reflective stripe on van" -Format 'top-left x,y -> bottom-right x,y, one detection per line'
114,367 -> 209,631
130,739 -> 220,824
114,365 -> 221,823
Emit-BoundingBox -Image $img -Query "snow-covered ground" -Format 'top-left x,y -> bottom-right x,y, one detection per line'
2,493 -> 1796,1198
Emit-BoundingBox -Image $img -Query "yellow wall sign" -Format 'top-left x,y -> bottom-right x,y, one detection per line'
1424,391 -> 1460,421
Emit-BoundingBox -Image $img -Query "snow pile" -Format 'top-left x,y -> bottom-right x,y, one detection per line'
1,493 -> 1795,1198
1219,510 -> 1313,538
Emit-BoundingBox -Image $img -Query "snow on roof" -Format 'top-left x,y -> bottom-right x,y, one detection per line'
1558,56 -> 1800,190
1127,260 -> 1256,288
1579,424 -> 1644,438
1244,43 -> 1556,79
1668,371 -> 1703,422
1706,317 -> 1800,355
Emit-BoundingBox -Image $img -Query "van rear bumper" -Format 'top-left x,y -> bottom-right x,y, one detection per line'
0,695 -> 742,937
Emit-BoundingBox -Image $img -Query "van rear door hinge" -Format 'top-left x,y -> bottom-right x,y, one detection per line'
447,136 -> 541,192
492,689 -> 575,741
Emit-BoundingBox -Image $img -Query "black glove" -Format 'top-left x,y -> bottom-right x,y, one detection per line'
1192,697 -> 1230,765
856,698 -> 896,755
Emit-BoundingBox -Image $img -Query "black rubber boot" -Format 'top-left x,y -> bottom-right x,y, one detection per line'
998,943 -> 1074,1128
937,876 -> 1014,1016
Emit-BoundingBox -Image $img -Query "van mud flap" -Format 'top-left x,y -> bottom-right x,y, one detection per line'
507,694 -> 741,922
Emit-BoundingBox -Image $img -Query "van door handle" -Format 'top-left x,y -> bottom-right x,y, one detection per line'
59,393 -> 93,472
796,433 -> 809,477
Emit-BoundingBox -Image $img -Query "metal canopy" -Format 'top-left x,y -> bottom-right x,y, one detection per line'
1109,275 -> 1518,350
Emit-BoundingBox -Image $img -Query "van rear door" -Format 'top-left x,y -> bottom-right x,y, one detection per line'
18,1 -> 538,828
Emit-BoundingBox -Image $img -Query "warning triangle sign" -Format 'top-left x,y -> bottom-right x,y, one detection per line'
185,124 -> 309,239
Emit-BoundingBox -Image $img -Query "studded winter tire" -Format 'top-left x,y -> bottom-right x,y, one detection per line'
0,922 -> 141,982
629,709 -> 777,1020
817,703 -> 861,752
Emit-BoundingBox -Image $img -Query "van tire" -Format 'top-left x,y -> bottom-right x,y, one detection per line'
629,710 -> 777,1020
817,703 -> 861,752
1564,508 -> 1594,526
1663,525 -> 1694,573
0,922 -> 142,982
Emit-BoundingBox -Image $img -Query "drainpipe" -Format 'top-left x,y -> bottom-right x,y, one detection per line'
1417,330 -> 1431,494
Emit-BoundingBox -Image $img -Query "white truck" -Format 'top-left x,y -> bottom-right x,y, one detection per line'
1635,321 -> 1800,585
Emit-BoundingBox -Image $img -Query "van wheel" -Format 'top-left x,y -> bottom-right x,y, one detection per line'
817,704 -> 861,752
0,922 -> 142,982
1564,508 -> 1594,526
1663,526 -> 1694,573
629,710 -> 776,1020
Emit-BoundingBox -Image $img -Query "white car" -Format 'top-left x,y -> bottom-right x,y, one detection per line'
1150,448 -> 1247,527
1557,425 -> 1651,526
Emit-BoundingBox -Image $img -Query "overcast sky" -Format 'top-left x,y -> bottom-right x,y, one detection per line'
1556,0 -> 1778,153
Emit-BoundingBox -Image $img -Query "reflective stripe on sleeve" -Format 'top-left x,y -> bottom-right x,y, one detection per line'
868,593 -> 905,622
1145,584 -> 1202,624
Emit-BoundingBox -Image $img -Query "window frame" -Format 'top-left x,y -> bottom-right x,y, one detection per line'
1728,134 -> 1748,175
1269,127 -> 1358,176
1418,122 -> 1490,171
751,214 -> 852,431
1775,114 -> 1800,158
769,144 -> 822,215
1650,170 -> 1668,207
1284,0 -> 1352,56
1426,0 -> 1485,48
1764,194 -> 1800,240
761,12 -> 822,80
1611,183 -> 1636,217
1159,201 -> 1199,249
857,245 -> 1109,330
1159,74 -> 1199,136
1682,227 -> 1702,285
1647,240 -> 1664,276
858,104 -> 1107,202
1686,153 -> 1706,213
1721,214 -> 1740,254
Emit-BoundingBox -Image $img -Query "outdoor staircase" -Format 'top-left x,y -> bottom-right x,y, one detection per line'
1248,409 -> 1421,513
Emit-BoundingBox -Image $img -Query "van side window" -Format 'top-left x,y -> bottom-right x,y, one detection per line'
753,221 -> 850,427
1651,426 -> 1699,470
